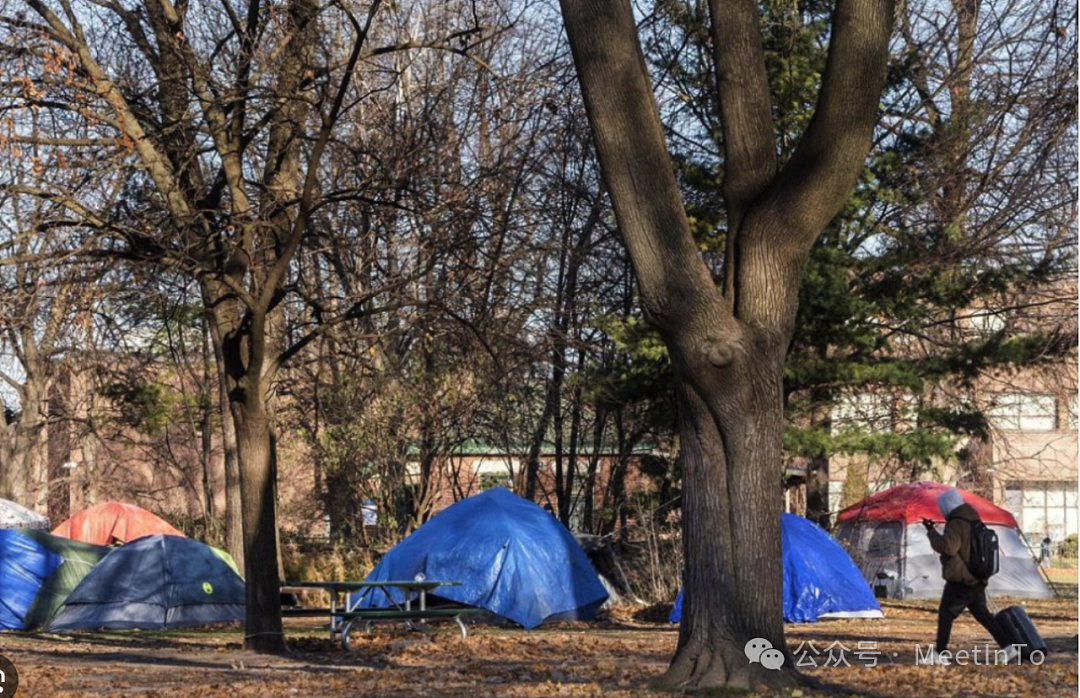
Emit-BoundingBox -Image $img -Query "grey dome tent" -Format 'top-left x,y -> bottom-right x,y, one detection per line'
836,482 -> 1052,600
48,535 -> 245,630
0,498 -> 49,531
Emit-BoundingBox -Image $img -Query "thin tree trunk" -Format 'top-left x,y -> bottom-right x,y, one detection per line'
583,406 -> 606,533
5,378 -> 44,506
200,319 -> 216,525
204,292 -> 245,574
804,386 -> 833,528
561,359 -> 585,526
524,392 -> 556,500
963,434 -> 995,500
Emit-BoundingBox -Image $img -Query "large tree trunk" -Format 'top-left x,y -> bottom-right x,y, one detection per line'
662,338 -> 793,689
230,389 -> 284,653
216,293 -> 284,652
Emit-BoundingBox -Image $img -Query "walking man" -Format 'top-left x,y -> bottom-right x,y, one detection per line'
919,488 -> 1017,666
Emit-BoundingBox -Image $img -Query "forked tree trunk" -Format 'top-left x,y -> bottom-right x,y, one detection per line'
208,287 -> 283,648
558,0 -> 894,689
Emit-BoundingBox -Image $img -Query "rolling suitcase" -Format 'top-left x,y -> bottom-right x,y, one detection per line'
994,604 -> 1047,661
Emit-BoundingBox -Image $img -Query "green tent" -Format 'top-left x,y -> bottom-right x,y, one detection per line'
20,531 -> 109,629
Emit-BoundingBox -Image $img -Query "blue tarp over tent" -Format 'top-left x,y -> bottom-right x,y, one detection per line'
0,530 -> 63,630
670,513 -> 882,624
352,488 -> 608,629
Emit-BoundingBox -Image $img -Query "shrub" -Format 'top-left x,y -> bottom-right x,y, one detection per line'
1058,534 -> 1078,560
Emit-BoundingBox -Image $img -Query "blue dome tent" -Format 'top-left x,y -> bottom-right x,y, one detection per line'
353,488 -> 608,629
0,529 -> 63,630
671,513 -> 882,624
1,530 -> 110,630
48,535 -> 245,630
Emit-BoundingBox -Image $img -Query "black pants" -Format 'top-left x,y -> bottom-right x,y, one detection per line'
935,581 -> 1010,651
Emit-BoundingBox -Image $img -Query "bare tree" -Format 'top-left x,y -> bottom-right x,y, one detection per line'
0,188 -> 82,509
2,0 -> 504,651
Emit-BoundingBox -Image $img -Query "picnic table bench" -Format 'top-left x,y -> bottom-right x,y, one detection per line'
281,580 -> 486,647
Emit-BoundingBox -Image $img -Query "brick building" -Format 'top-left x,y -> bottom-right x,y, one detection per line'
812,284 -> 1078,544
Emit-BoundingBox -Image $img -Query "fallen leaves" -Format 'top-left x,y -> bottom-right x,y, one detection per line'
0,598 -> 1074,698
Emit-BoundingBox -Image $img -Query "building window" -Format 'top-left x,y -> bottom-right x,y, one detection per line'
474,458 -> 518,475
1004,481 -> 1078,541
831,393 -> 915,433
1067,394 -> 1078,431
988,393 -> 1056,431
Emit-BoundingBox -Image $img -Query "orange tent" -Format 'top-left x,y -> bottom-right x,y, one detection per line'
51,502 -> 184,546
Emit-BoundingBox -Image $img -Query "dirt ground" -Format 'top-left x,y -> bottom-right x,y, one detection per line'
0,597 -> 1076,698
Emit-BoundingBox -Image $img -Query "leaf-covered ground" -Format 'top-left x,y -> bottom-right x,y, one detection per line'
1,597 -> 1075,697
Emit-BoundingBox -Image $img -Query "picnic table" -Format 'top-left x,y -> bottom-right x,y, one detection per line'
281,580 -> 486,646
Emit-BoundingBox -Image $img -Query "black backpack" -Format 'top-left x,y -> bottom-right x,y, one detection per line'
967,520 -> 1000,580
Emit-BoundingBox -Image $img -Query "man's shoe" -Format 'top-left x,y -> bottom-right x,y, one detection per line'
918,650 -> 951,666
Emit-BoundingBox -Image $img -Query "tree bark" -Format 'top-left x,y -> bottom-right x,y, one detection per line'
230,378 -> 284,653
664,339 -> 794,689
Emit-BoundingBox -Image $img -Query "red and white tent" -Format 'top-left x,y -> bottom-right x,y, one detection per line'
836,482 -> 1051,599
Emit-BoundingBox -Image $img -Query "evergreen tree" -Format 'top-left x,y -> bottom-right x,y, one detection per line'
624,0 -> 1076,527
